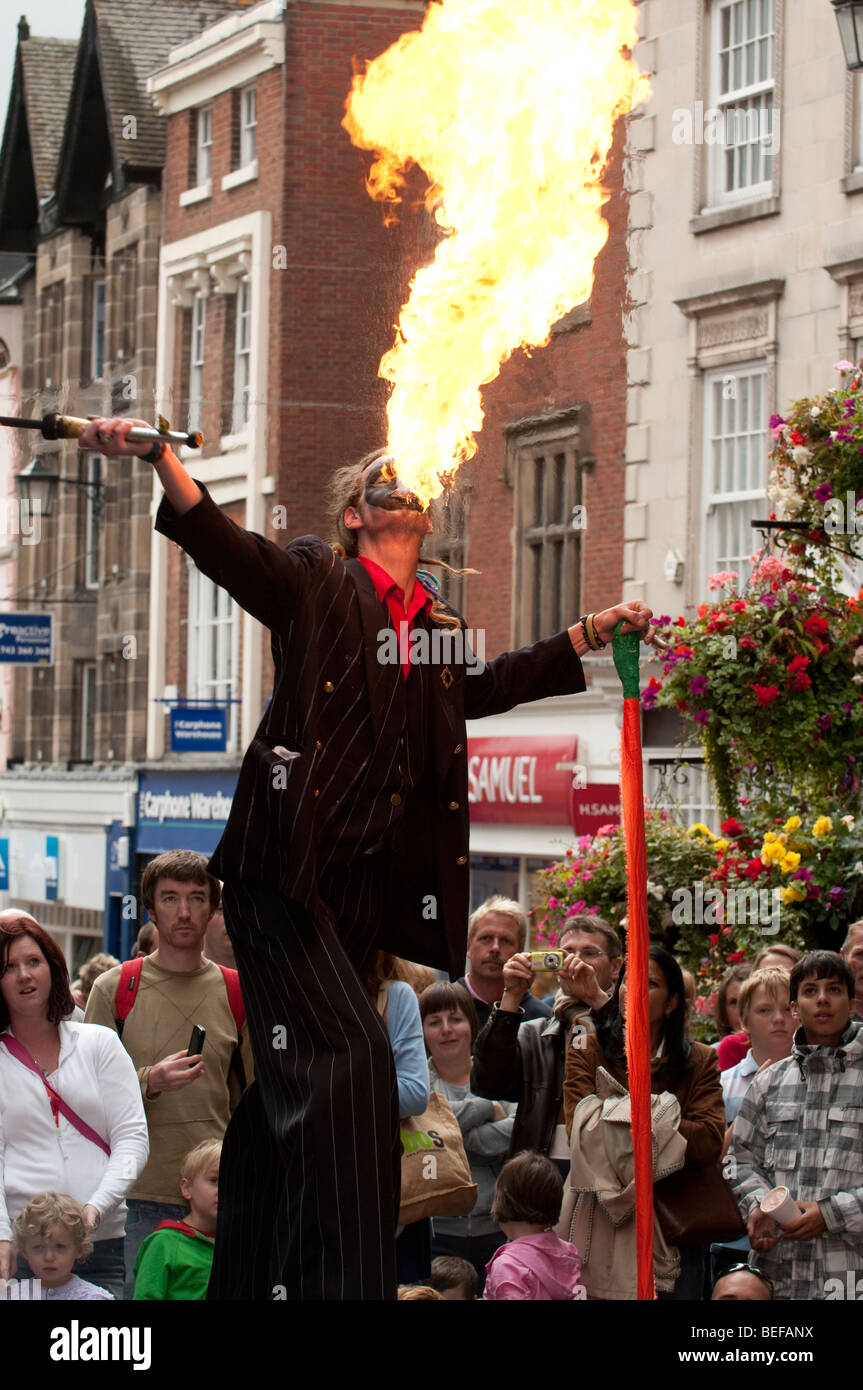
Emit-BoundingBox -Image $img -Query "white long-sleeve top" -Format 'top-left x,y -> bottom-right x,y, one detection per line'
0,1021 -> 149,1242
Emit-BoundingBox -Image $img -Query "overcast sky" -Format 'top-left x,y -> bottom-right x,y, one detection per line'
0,1 -> 86,135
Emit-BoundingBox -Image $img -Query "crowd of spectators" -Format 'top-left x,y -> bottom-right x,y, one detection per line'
1,867 -> 861,1302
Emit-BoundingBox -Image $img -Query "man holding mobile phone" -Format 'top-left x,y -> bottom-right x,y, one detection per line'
85,850 -> 253,1297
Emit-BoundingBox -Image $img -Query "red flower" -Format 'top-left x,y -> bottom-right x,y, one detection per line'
708,934 -> 719,947
721,818 -> 744,836
812,637 -> 830,658
697,604 -> 709,620
789,430 -> 806,446
675,644 -> 694,659
752,683 -> 780,707
743,857 -> 764,879
675,616 -> 686,627
725,951 -> 746,963
739,636 -> 758,651
731,600 -> 747,613
787,655 -> 810,674
706,611 -> 731,633
788,673 -> 811,692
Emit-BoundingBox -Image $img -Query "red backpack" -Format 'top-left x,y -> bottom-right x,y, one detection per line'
114,958 -> 246,1042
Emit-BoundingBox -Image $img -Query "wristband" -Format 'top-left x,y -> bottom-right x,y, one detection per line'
140,440 -> 167,464
587,613 -> 606,649
578,615 -> 604,652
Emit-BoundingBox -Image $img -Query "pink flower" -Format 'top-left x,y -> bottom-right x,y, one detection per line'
707,570 -> 739,591
834,360 -> 856,373
565,901 -> 587,917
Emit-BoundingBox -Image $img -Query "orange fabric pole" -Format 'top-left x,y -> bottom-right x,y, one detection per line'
620,696 -> 655,1301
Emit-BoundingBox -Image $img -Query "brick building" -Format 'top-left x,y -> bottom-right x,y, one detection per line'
0,1 -> 239,967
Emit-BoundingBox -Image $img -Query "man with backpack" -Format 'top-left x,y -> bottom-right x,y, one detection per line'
85,850 -> 253,1297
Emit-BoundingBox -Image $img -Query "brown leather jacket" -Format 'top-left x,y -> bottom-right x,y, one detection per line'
563,1032 -> 725,1165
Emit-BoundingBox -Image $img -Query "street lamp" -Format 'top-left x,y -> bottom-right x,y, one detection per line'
15,458 -> 104,521
832,0 -> 863,70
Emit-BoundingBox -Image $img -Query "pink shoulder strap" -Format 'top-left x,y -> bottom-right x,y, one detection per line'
1,1034 -> 111,1156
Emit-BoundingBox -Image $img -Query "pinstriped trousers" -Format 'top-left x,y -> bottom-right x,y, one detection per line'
208,872 -> 401,1301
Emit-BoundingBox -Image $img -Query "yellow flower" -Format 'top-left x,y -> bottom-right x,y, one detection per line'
688,823 -> 713,838
781,884 -> 807,903
813,816 -> 834,839
779,851 -> 801,874
785,816 -> 801,832
763,831 -> 777,844
714,839 -> 729,854
761,842 -> 786,867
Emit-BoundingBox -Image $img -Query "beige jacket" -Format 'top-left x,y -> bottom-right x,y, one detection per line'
556,1066 -> 687,1300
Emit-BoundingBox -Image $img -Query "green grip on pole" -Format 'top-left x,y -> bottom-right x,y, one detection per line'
612,619 -> 641,699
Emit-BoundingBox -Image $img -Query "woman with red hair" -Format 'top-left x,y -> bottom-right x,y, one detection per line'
0,917 -> 148,1298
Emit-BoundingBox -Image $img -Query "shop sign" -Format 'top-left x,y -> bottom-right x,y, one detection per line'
468,737 -> 579,825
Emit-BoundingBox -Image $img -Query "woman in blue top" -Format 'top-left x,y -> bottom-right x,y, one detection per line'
368,954 -> 430,1283
420,980 -> 515,1289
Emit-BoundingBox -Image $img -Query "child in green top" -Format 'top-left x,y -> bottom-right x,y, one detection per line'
133,1139 -> 221,1300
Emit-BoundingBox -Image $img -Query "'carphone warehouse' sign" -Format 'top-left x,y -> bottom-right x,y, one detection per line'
137,771 -> 238,854
0,613 -> 52,663
169,707 -> 227,752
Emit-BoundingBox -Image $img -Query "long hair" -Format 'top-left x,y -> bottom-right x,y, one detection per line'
0,918 -> 75,1029
715,961 -> 752,1036
327,448 -> 475,632
599,942 -> 691,1088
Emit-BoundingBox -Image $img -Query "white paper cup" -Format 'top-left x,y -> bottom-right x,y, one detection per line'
760,1186 -> 799,1227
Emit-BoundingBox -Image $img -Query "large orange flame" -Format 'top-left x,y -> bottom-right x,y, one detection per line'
343,0 -> 646,506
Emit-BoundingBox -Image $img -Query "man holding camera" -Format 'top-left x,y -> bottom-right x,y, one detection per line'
472,914 -> 622,1164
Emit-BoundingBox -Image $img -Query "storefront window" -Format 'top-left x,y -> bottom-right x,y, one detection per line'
469,854 -> 519,911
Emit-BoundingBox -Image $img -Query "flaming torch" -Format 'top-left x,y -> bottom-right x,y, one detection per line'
343,0 -> 646,506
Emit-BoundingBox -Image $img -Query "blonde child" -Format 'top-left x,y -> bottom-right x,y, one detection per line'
133,1139 -> 221,1300
484,1151 -> 585,1301
8,1192 -> 113,1300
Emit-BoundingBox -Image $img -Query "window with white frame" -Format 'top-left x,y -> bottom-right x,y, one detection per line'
84,454 -> 101,590
79,661 -> 96,761
232,279 -> 251,434
239,85 -> 257,167
187,564 -> 239,751
709,0 -> 775,205
89,279 -> 105,381
702,365 -> 767,591
189,296 -> 206,433
196,106 -> 213,187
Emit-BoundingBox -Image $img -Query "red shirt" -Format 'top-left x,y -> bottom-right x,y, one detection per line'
357,556 -> 432,679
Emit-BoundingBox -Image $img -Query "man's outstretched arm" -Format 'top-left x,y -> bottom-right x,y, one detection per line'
77,418 -> 202,514
464,602 -> 656,721
78,417 -> 323,631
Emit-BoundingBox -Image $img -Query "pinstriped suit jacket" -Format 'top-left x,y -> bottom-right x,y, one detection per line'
155,483 -> 587,977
